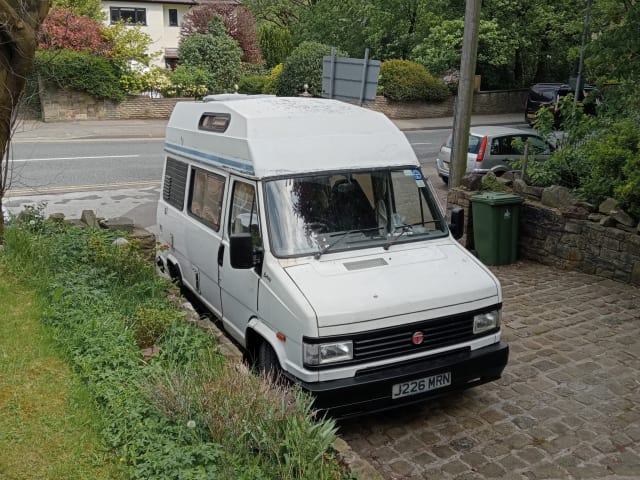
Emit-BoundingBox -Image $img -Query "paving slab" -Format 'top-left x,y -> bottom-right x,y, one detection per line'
339,261 -> 640,479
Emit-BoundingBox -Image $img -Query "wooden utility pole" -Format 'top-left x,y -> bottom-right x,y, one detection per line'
450,0 -> 482,188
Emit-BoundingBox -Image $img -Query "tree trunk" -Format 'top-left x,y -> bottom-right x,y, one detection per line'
0,0 -> 50,243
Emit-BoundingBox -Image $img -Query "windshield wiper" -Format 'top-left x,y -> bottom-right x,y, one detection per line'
383,224 -> 413,250
314,226 -> 382,260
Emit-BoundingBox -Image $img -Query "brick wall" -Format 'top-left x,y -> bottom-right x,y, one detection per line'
447,188 -> 640,285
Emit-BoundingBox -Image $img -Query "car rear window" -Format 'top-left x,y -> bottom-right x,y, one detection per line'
444,134 -> 482,154
468,135 -> 482,154
530,86 -> 557,102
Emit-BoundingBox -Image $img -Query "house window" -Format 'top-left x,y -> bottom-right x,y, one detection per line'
110,7 -> 146,25
168,9 -> 178,27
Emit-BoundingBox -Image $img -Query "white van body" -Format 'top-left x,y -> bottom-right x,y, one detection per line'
156,97 -> 508,417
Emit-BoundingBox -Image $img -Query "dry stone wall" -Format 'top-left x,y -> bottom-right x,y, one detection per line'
447,187 -> 640,285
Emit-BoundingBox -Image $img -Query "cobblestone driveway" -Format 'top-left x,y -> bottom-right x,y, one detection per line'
339,261 -> 640,479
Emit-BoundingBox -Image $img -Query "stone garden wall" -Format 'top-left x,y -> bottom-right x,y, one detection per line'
447,180 -> 640,285
38,85 -> 191,121
36,85 -> 528,121
364,89 -> 528,119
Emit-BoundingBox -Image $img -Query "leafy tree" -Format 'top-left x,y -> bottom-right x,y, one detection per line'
292,0 -> 434,59
587,0 -> 640,83
0,0 -> 50,243
102,19 -> 156,68
276,41 -> 345,96
51,0 -> 103,21
179,16 -> 243,93
258,24 -> 293,69
181,4 -> 262,63
411,19 -> 519,77
244,0 -> 314,28
38,7 -> 107,53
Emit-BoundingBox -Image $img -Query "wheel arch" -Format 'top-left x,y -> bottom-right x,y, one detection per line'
246,319 -> 286,371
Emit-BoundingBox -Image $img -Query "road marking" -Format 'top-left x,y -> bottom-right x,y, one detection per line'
11,154 -> 140,163
6,180 -> 160,197
410,142 -> 433,145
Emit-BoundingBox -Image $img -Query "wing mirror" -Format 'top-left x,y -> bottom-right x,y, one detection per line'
449,207 -> 464,240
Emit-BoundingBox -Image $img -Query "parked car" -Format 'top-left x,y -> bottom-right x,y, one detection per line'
435,126 -> 554,183
525,82 -> 596,127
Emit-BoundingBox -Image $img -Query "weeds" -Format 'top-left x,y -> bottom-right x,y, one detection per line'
1,213 -> 350,479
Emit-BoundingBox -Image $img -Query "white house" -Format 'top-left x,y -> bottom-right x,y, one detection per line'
101,0 -> 243,68
101,0 -> 196,68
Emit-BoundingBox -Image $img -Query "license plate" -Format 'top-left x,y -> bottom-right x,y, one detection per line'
392,372 -> 451,399
527,113 -> 536,118
444,162 -> 450,171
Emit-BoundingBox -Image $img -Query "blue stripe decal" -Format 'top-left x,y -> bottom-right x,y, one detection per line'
165,142 -> 255,175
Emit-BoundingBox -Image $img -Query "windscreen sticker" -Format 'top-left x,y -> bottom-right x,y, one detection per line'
403,170 -> 413,176
416,180 -> 426,187
412,169 -> 423,181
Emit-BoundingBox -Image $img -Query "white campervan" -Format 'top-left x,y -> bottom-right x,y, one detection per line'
156,96 -> 508,417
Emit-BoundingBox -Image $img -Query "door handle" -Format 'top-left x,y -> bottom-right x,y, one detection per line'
217,244 -> 225,267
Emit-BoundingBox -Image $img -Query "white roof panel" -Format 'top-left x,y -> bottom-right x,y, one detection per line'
165,97 -> 418,177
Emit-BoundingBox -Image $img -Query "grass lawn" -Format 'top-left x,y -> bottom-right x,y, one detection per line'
0,266 -> 123,480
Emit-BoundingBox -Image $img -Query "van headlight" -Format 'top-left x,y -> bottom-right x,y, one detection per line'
303,341 -> 353,366
473,310 -> 501,334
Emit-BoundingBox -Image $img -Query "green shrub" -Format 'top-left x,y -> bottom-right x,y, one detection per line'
166,65 -> 209,98
379,59 -> 449,102
259,24 -> 293,69
238,75 -> 268,94
523,95 -> 640,220
263,63 -> 283,94
276,42 -> 346,97
34,49 -> 126,101
179,15 -> 243,94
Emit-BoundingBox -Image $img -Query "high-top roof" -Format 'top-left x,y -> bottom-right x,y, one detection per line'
165,97 -> 419,178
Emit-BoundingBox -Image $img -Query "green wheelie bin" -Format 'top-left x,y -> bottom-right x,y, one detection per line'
470,192 -> 524,265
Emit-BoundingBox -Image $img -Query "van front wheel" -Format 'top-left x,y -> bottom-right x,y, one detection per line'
257,340 -> 281,379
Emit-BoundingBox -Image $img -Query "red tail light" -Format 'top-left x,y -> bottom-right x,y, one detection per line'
476,136 -> 488,162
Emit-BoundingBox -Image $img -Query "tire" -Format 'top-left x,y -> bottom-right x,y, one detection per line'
257,340 -> 281,379
440,175 -> 449,185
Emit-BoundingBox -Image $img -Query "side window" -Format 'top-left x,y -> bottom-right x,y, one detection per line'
163,157 -> 188,210
229,181 -> 261,245
188,168 -> 225,231
524,136 -> 551,155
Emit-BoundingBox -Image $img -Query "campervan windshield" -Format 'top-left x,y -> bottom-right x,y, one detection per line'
265,168 -> 448,257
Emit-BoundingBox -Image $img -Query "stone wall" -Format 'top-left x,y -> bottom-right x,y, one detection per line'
447,188 -> 640,285
39,85 -> 191,121
37,85 -> 528,121
364,89 -> 528,119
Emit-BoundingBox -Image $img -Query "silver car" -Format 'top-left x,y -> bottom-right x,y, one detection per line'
435,126 -> 553,183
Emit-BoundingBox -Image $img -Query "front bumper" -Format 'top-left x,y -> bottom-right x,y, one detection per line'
297,341 -> 508,419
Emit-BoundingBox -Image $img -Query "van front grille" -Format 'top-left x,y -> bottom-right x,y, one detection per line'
352,314 -> 477,363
